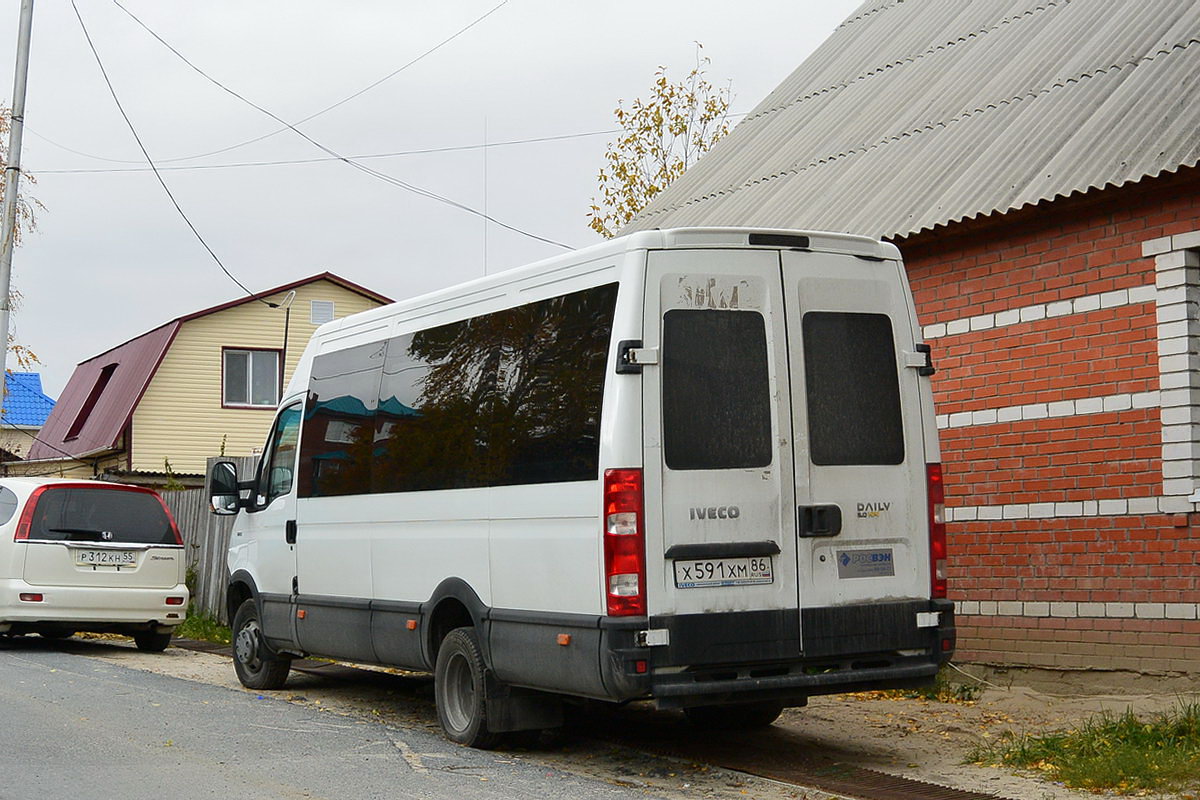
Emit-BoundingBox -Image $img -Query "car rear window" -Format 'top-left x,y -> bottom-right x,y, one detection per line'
802,311 -> 904,466
662,309 -> 773,470
26,487 -> 177,545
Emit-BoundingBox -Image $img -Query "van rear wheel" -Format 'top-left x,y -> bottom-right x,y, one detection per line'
684,701 -> 784,730
434,627 -> 499,749
232,598 -> 291,689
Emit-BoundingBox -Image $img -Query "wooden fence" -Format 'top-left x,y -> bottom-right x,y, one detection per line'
161,455 -> 256,624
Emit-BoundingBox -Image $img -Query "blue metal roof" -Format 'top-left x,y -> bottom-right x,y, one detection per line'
3,372 -> 55,427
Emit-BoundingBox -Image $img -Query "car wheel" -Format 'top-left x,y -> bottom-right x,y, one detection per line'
434,627 -> 499,749
684,701 -> 785,730
232,598 -> 290,689
133,631 -> 173,652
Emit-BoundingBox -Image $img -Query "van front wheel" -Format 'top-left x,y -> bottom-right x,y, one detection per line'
434,627 -> 499,749
684,701 -> 784,730
232,598 -> 291,689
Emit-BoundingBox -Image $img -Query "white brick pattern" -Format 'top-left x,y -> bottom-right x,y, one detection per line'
922,285 -> 1157,340
936,391 -> 1159,430
947,495 -> 1194,521
1148,232 -> 1200,503
956,599 -> 1198,621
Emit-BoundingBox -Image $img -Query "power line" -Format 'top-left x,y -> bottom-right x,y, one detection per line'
34,129 -> 624,175
34,0 -> 511,168
113,3 -> 572,250
1,420 -> 91,463
70,0 -> 267,303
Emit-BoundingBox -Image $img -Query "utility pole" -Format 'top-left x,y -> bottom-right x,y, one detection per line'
0,0 -> 35,398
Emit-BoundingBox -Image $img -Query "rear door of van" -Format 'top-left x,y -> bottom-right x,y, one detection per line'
643,244 -> 928,663
779,250 -> 930,655
642,247 -> 803,661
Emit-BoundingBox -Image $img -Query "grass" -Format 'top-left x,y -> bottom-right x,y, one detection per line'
967,701 -> 1200,795
176,608 -> 232,645
853,666 -> 984,704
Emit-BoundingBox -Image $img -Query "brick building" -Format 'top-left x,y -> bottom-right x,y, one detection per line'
625,0 -> 1200,679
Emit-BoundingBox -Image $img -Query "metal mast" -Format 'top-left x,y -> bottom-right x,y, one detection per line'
0,0 -> 35,396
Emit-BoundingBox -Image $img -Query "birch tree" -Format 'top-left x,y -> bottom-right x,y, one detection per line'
588,46 -> 731,239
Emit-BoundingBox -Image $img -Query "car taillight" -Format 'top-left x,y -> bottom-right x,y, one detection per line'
13,485 -> 50,541
927,463 -> 947,599
603,468 -> 645,617
154,493 -> 185,546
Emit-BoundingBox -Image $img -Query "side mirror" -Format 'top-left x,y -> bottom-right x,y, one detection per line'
209,460 -> 243,515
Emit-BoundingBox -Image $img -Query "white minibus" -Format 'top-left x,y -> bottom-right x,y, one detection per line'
210,228 -> 954,747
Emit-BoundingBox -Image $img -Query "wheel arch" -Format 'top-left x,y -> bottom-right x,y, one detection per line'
422,578 -> 489,669
226,570 -> 259,625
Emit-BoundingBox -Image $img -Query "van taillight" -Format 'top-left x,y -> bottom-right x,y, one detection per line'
927,463 -> 947,599
13,485 -> 50,541
603,468 -> 646,617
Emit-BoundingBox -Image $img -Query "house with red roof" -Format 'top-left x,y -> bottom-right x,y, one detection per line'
15,273 -> 389,484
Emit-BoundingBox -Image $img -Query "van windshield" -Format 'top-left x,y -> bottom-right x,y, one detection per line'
26,487 -> 177,545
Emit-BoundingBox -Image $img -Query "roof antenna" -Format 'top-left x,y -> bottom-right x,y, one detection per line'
277,290 -> 297,399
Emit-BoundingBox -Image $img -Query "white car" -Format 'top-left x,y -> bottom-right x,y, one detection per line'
0,478 -> 189,651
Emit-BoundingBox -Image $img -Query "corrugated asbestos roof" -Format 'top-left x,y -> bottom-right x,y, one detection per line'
625,0 -> 1200,240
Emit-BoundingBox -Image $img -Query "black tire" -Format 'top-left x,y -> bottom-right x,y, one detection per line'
684,701 -> 785,730
133,631 -> 172,652
232,598 -> 291,689
434,627 -> 499,749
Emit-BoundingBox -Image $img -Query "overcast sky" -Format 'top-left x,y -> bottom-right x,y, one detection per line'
0,0 -> 861,397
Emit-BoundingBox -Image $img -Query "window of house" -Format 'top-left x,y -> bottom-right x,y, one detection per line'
223,349 -> 280,408
311,300 -> 335,325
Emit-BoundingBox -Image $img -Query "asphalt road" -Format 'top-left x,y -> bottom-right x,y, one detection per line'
0,637 -> 653,800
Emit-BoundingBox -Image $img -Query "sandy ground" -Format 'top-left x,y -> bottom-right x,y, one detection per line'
75,638 -> 1198,800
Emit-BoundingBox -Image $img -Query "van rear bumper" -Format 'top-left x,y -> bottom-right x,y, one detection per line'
600,598 -> 955,708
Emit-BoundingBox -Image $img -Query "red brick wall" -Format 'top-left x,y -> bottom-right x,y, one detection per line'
898,166 -> 1200,675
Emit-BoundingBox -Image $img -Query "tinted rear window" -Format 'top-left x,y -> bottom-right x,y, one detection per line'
802,312 -> 904,466
662,309 -> 773,470
27,488 -> 177,545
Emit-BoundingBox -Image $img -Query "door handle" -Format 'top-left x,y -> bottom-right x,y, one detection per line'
285,519 -> 297,544
798,505 -> 842,537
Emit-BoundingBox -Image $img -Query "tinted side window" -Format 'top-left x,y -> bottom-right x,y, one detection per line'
0,487 -> 17,525
260,404 -> 302,505
298,343 -> 386,498
28,488 -> 175,545
373,318 -> 493,493
489,284 -> 618,485
373,283 -> 619,493
662,309 -> 773,470
802,311 -> 904,466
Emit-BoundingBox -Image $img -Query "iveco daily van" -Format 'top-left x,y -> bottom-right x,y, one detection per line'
210,228 -> 954,747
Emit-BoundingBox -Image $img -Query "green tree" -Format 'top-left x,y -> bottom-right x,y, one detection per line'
588,46 -> 731,239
